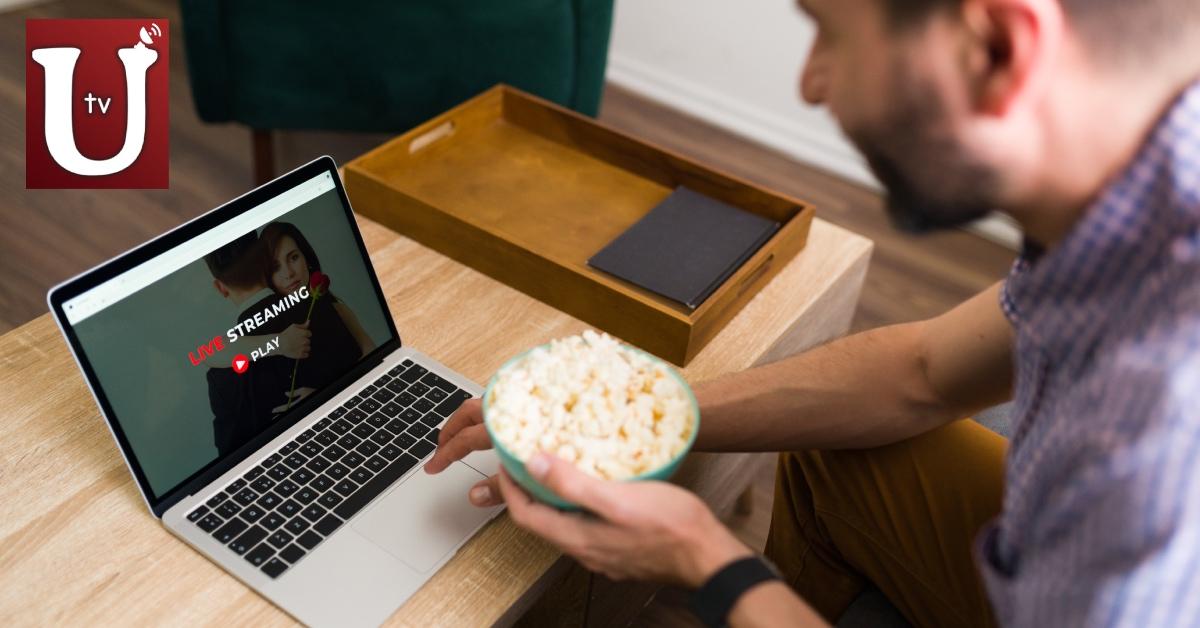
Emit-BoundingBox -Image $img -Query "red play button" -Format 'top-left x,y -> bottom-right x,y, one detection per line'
232,354 -> 249,374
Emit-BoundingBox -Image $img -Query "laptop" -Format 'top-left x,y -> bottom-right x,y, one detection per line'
47,156 -> 503,626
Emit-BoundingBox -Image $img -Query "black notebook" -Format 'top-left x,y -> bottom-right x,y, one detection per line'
587,187 -> 780,310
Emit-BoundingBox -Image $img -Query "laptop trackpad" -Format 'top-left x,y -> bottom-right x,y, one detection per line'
351,462 -> 497,573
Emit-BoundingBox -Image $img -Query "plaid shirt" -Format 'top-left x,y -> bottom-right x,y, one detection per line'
979,81 -> 1200,626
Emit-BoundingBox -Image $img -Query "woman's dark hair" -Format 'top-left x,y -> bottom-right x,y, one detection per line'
259,221 -> 337,300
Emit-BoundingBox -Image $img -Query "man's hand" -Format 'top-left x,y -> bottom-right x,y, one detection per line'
498,453 -> 753,587
423,398 -> 504,507
277,322 -> 312,359
271,386 -> 315,414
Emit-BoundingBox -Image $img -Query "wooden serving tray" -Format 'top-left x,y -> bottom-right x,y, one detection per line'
344,85 -> 816,365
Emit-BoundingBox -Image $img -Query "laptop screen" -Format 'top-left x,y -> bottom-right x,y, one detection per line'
59,169 -> 396,504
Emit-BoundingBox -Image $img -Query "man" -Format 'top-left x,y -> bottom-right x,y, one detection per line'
425,0 -> 1200,624
204,233 -> 312,456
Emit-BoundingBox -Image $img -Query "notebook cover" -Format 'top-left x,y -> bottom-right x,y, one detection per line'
587,186 -> 781,310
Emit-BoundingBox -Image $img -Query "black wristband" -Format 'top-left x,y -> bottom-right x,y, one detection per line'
689,556 -> 782,627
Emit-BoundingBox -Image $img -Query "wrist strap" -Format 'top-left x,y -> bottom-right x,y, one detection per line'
689,556 -> 782,627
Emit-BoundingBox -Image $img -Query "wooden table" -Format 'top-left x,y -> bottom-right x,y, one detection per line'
0,214 -> 871,626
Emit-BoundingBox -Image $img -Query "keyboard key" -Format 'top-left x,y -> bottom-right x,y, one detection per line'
296,429 -> 315,443
301,503 -> 328,523
326,463 -> 350,480
296,530 -> 323,550
315,514 -> 343,536
329,406 -> 348,419
359,398 -> 382,414
372,388 -> 396,404
377,373 -> 394,384
267,530 -> 294,549
299,442 -> 322,458
391,360 -> 412,375
205,492 -> 227,508
337,433 -> 362,450
333,479 -> 359,497
213,518 -> 248,544
426,388 -> 449,403
406,422 -> 431,438
409,440 -> 435,459
240,504 -> 267,524
400,408 -> 422,424
345,395 -> 363,408
351,423 -> 375,439
260,512 -> 286,531
379,443 -> 403,460
421,371 -> 456,392
366,413 -> 388,428
291,468 -> 315,485
263,453 -> 282,468
187,505 -> 208,522
293,487 -> 319,505
280,441 -> 299,455
385,380 -> 407,395
361,384 -> 378,396
393,433 -> 417,450
304,455 -> 331,474
250,476 -> 276,493
230,525 -> 268,555
330,419 -> 352,435
257,491 -> 282,510
313,418 -> 331,431
397,392 -> 418,407
343,451 -> 367,467
412,398 -> 435,414
334,453 -> 420,519
314,431 -> 336,446
363,456 -> 387,473
284,516 -> 309,535
283,453 -> 308,470
426,427 -> 441,443
311,475 -> 334,492
196,513 -> 223,532
350,468 -> 373,485
245,542 -> 275,567
280,543 -> 306,564
368,430 -> 392,447
321,444 -> 347,462
215,500 -> 242,519
275,480 -> 300,498
384,418 -> 408,434
400,364 -> 428,383
261,558 -> 289,578
227,478 -> 247,493
318,492 -> 342,509
408,382 -> 430,397
266,464 -> 290,481
278,499 -> 302,518
419,412 -> 443,428
346,408 -> 368,424
245,466 -> 265,481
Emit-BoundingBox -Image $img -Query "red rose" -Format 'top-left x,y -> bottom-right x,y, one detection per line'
309,271 -> 330,297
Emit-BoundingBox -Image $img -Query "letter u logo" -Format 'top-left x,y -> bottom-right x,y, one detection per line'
30,43 -> 157,176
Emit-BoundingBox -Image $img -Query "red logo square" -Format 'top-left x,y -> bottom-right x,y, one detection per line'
26,19 -> 169,189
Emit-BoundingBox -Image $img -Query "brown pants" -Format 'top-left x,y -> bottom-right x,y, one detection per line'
764,419 -> 1007,628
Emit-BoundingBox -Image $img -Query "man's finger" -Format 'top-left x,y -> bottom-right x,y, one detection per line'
437,399 -> 482,448
424,423 -> 491,474
468,474 -> 503,507
497,470 -> 597,553
526,454 -> 626,520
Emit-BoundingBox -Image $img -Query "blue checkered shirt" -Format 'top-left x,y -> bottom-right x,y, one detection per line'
979,81 -> 1200,626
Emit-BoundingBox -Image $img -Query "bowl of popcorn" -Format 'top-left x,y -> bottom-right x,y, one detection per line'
483,330 -> 699,509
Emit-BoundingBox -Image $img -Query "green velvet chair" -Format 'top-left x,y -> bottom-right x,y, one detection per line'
181,0 -> 614,183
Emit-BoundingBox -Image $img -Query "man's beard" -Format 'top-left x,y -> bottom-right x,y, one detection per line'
845,72 -> 1002,234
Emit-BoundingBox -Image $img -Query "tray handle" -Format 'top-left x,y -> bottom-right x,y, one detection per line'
409,121 -> 457,154
735,254 -> 775,298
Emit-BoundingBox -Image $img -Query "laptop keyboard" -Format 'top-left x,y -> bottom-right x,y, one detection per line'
185,359 -> 473,579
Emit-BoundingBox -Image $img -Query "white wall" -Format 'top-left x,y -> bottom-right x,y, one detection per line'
607,0 -> 1021,248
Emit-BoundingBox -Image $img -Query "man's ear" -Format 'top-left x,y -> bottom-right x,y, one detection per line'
960,0 -> 1063,116
213,279 -> 230,299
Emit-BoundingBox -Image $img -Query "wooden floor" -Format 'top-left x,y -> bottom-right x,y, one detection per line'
2,0 -> 1014,625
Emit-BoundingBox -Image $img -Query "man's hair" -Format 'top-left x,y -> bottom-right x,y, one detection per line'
204,232 -> 266,290
881,0 -> 1198,63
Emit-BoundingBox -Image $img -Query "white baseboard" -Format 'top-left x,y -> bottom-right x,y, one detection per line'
606,53 -> 1022,250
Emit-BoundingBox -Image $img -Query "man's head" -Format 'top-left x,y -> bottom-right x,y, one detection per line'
205,232 -> 267,304
797,0 -> 1200,239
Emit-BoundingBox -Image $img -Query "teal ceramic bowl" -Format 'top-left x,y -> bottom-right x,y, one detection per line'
482,341 -> 700,510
